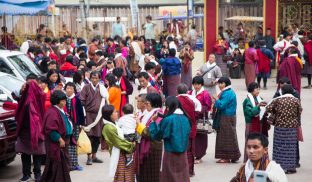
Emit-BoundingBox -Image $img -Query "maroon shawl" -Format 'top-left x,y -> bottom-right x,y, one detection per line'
304,40 -> 312,64
278,56 -> 302,94
177,95 -> 196,139
43,106 -> 66,161
15,81 -> 46,150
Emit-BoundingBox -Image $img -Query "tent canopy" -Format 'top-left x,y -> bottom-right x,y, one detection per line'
224,16 -> 263,22
0,0 -> 50,15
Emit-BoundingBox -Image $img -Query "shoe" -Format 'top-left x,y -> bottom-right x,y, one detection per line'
92,158 -> 103,163
19,176 -> 31,182
86,158 -> 93,165
296,163 -> 301,168
231,159 -> 239,163
263,86 -> 268,90
303,85 -> 311,89
34,175 -> 41,182
125,156 -> 133,166
72,165 -> 83,171
285,169 -> 297,174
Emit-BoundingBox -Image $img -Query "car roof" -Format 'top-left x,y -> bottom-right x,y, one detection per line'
0,50 -> 24,57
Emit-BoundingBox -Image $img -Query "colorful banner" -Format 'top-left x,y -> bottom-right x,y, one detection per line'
159,6 -> 187,17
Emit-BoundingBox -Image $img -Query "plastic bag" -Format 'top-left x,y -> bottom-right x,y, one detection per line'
77,130 -> 92,155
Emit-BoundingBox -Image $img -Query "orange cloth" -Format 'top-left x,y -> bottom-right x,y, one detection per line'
108,86 -> 122,112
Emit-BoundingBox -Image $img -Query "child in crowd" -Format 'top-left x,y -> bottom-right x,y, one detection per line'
118,104 -> 137,166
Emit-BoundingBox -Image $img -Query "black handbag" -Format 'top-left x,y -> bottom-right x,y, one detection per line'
196,111 -> 214,134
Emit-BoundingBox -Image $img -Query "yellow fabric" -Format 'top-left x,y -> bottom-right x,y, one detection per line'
295,57 -> 303,69
77,130 -> 92,155
108,86 -> 122,112
136,123 -> 146,135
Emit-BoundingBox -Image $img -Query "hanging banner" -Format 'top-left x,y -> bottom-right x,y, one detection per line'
129,0 -> 139,28
159,6 -> 187,17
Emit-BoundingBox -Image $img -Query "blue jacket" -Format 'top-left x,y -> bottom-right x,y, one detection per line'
214,88 -> 237,116
160,57 -> 181,76
149,114 -> 190,153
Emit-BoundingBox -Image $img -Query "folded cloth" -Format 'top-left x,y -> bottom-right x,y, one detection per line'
3,102 -> 18,110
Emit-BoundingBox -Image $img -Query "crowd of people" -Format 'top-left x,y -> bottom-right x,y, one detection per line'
1,15 -> 311,182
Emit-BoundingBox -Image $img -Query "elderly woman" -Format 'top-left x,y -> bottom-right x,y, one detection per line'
242,82 -> 267,162
266,84 -> 302,174
137,96 -> 191,182
188,76 -> 212,164
179,42 -> 194,90
135,93 -> 163,181
102,105 -> 136,181
213,77 -> 241,163
41,90 -> 72,182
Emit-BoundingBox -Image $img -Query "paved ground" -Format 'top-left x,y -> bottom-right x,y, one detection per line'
1,76 -> 312,182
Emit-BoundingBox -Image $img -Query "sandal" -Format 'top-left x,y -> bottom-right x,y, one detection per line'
216,159 -> 231,163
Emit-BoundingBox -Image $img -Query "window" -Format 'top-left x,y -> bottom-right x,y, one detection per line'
0,59 -> 14,76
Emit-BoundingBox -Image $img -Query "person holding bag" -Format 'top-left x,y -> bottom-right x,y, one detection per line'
188,76 -> 212,164
196,54 -> 222,96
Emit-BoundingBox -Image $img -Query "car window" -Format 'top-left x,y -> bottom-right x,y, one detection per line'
0,58 -> 14,76
7,54 -> 42,80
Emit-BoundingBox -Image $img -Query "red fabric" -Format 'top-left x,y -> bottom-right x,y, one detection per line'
60,62 -> 77,72
177,95 -> 196,139
205,0 -> 218,59
182,49 -> 193,73
264,0 -> 278,38
137,108 -> 163,165
119,77 -> 127,116
60,51 -> 71,65
43,106 -> 66,161
256,49 -> 271,73
3,102 -> 17,110
63,97 -> 77,124
44,89 -> 51,111
15,81 -> 46,150
49,52 -> 59,63
304,40 -> 312,65
278,56 -> 302,94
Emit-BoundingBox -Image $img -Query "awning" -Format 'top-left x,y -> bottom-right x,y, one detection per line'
0,0 -> 50,15
156,14 -> 204,20
76,17 -> 128,22
224,16 -> 263,22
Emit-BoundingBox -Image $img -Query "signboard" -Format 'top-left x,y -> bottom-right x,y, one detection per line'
159,6 -> 187,17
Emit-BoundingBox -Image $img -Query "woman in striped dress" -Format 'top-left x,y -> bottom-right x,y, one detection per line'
102,105 -> 136,182
266,84 -> 302,174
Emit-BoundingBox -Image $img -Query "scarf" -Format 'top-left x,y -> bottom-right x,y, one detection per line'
131,41 -> 142,61
139,82 -> 152,95
244,155 -> 270,182
15,81 -> 46,150
103,119 -> 124,178
289,53 -> 303,68
192,87 -> 205,97
178,94 -> 202,112
141,108 -> 159,125
114,53 -> 123,60
206,61 -> 217,69
247,93 -> 266,120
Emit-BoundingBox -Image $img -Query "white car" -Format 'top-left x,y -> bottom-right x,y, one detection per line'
0,73 -> 24,103
0,50 -> 42,81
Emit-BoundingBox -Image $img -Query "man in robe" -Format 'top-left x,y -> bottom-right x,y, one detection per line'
176,83 -> 202,177
15,78 -> 46,182
80,71 -> 109,165
277,48 -> 303,94
256,40 -> 274,89
244,41 -> 259,89
137,71 -> 158,94
231,133 -> 287,182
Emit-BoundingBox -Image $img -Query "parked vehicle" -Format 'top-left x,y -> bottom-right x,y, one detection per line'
0,101 -> 17,166
0,73 -> 24,103
0,50 -> 42,81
